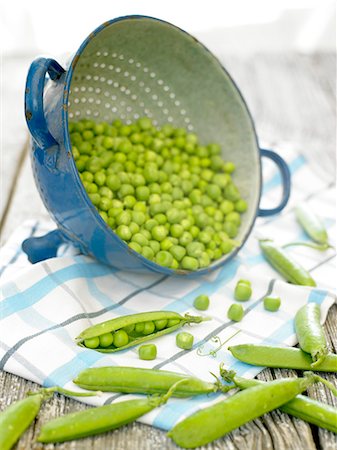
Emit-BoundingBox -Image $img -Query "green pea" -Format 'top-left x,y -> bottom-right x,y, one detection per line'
206,184 -> 222,200
170,224 -> 183,238
116,211 -> 132,226
132,211 -> 146,226
142,321 -> 155,335
123,324 -> 135,334
132,233 -> 148,247
99,333 -> 114,348
81,171 -> 94,182
154,319 -> 168,330
141,246 -> 155,260
220,240 -> 235,254
194,294 -> 210,311
156,251 -> 173,267
135,322 -> 145,333
99,186 -> 113,199
186,242 -> 204,258
138,344 -> 157,360
84,337 -> 100,349
149,240 -> 161,254
169,245 -> 186,262
225,183 -> 240,201
113,330 -> 129,347
176,332 -> 194,350
224,161 -> 236,173
123,195 -> 137,209
161,237 -> 174,251
226,211 -> 241,226
86,191 -> 100,206
129,222 -> 140,234
152,225 -> 168,242
86,182 -> 98,194
167,319 -> 181,327
179,232 -> 193,247
129,242 -> 142,253
181,256 -> 199,271
220,199 -> 234,214
136,186 -> 150,201
94,171 -> 106,187
263,296 -> 281,312
234,282 -> 252,301
106,174 -> 121,191
235,199 -> 248,213
116,225 -> 132,241
223,221 -> 238,238
227,303 -> 244,322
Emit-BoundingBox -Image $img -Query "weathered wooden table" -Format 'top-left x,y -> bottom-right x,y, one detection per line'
1,53 -> 336,449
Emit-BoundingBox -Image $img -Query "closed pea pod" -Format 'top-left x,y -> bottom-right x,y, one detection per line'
73,366 -> 233,397
0,386 -> 98,450
168,372 -> 331,448
38,380 -> 184,443
259,239 -> 316,286
76,311 -> 210,352
295,303 -> 328,368
228,344 -> 337,372
219,368 -> 337,433
295,204 -> 330,245
0,393 -> 43,450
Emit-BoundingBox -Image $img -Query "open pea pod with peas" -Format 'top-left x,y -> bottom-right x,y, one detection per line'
76,311 -> 210,352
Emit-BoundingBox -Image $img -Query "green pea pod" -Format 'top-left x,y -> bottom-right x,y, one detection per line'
167,372 -> 323,448
76,311 -> 209,353
259,239 -> 316,286
295,303 -> 328,368
228,344 -> 337,372
73,366 -> 233,397
38,379 -> 184,443
0,393 -> 43,450
295,204 -> 329,245
0,386 -> 97,450
220,371 -> 337,433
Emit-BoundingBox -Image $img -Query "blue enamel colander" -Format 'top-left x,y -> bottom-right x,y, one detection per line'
23,15 -> 290,277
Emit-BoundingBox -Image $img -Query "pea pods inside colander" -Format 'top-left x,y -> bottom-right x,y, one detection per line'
23,15 -> 291,277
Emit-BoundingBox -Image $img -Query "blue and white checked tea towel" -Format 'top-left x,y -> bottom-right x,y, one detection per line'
0,144 -> 336,430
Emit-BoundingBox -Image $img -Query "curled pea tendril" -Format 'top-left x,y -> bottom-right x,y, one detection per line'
196,330 -> 241,357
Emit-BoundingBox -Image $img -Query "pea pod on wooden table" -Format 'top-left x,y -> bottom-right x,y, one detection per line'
259,239 -> 316,286
295,303 -> 328,368
219,367 -> 337,433
0,386 -> 98,450
167,372 -> 329,448
73,366 -> 234,397
76,311 -> 209,352
38,379 -> 184,443
228,344 -> 337,372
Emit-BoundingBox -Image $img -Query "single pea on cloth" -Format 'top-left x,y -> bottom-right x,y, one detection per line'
0,145 -> 336,431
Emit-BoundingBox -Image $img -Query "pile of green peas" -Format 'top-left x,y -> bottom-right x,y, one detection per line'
69,117 -> 247,271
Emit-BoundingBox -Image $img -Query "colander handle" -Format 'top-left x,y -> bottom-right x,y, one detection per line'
25,57 -> 65,149
258,148 -> 291,217
22,229 -> 67,263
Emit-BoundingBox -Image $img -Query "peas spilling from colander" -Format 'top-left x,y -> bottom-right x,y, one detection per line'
69,118 -> 247,270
